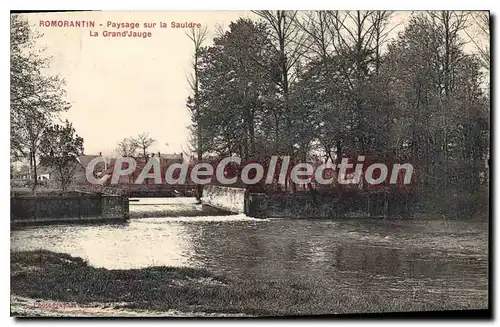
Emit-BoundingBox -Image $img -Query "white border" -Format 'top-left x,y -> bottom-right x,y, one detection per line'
2,1 -> 496,326
3,1 -> 495,10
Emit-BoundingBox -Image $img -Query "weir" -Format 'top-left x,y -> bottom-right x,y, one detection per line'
202,185 -> 411,218
202,185 -> 246,214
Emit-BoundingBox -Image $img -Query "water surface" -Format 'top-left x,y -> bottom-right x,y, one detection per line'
11,197 -> 488,310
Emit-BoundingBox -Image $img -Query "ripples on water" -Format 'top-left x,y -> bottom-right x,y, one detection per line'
11,197 -> 488,308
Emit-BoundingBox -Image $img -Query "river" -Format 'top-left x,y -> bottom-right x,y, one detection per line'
11,197 -> 489,311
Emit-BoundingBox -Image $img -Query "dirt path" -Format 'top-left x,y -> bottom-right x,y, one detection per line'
10,296 -> 249,317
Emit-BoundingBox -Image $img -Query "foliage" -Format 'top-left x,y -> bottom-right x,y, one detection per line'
135,132 -> 156,158
189,11 -> 490,216
10,14 -> 73,193
115,137 -> 139,157
39,120 -> 84,191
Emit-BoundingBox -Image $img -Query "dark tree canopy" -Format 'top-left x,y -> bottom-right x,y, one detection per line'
188,11 -> 490,216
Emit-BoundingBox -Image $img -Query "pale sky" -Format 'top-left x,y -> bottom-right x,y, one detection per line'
22,11 -> 486,157
25,11 -> 255,156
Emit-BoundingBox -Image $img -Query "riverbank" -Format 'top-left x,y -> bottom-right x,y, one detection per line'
11,250 -> 486,317
11,250 -> 247,317
10,295 -> 248,317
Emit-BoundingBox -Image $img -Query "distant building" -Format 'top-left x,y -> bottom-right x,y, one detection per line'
102,152 -> 184,185
11,152 -> 188,188
75,154 -> 108,184
12,165 -> 30,180
36,166 -> 52,182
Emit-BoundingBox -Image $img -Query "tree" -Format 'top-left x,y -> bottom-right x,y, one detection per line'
39,120 -> 84,191
115,137 -> 139,157
253,11 -> 311,157
10,14 -> 71,193
293,11 -> 397,165
325,11 -> 395,156
197,19 -> 278,159
468,11 -> 490,70
182,11 -> 489,216
186,26 -> 208,201
16,108 -> 49,193
10,165 -> 16,179
135,132 -> 156,158
381,13 -> 489,214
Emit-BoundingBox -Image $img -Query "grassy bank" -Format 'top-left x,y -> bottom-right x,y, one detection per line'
11,250 -> 486,317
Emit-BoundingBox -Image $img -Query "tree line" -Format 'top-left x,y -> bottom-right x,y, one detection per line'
11,14 -> 83,192
10,14 -> 166,192
187,11 -> 490,215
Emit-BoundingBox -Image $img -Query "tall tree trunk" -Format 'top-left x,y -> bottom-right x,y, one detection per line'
335,140 -> 342,194
31,150 -> 38,195
186,26 -> 207,202
59,166 -> 65,191
247,109 -> 256,158
194,50 -> 203,201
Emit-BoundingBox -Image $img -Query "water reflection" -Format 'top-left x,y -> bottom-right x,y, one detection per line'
11,198 -> 488,306
11,220 -> 196,268
179,218 -> 487,282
